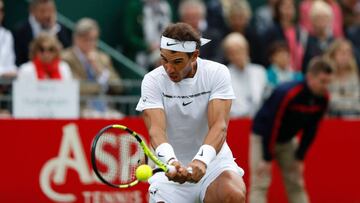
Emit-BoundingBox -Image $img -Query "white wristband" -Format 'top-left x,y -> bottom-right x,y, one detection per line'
155,143 -> 177,164
193,145 -> 217,166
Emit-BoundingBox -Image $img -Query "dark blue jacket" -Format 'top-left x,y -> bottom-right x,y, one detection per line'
252,80 -> 329,161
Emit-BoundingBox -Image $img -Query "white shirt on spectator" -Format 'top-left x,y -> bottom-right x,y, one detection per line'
17,61 -> 72,80
229,63 -> 267,118
0,26 -> 17,76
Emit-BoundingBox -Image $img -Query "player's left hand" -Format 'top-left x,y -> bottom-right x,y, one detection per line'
187,159 -> 207,183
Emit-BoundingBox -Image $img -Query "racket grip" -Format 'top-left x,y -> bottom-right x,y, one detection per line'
167,165 -> 192,174
167,165 -> 176,173
187,167 -> 193,174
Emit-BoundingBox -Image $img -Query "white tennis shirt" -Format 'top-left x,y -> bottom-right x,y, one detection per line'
136,58 -> 236,165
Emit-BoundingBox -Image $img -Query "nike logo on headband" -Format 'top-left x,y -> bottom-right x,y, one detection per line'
166,42 -> 179,46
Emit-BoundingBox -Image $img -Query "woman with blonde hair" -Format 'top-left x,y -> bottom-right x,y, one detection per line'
18,33 -> 72,80
324,38 -> 360,117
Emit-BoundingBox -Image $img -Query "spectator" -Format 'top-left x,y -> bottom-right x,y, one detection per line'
249,57 -> 333,203
0,0 -> 16,117
324,39 -> 360,117
264,0 -> 307,71
0,0 -> 16,79
299,0 -> 343,38
17,33 -> 72,80
266,41 -> 303,90
222,1 -> 265,66
347,23 -> 360,67
339,0 -> 360,31
255,0 -> 279,37
123,0 -> 172,70
303,0 -> 335,72
62,18 -> 123,118
13,0 -> 71,66
178,0 -> 223,62
223,32 -> 267,118
342,0 -> 360,67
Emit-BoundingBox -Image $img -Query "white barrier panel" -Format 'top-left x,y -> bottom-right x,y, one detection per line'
13,80 -> 79,118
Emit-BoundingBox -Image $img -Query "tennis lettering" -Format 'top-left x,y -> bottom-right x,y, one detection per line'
39,123 -> 144,202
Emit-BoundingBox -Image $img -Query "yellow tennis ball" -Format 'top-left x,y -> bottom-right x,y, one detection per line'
135,164 -> 153,181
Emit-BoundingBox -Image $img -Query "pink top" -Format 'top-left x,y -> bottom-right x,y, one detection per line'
284,26 -> 304,72
299,0 -> 343,38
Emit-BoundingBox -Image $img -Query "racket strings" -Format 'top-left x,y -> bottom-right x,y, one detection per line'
95,129 -> 145,185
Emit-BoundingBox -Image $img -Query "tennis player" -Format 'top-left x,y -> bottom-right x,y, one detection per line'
136,22 -> 246,203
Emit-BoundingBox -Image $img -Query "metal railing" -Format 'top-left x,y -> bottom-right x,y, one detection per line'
0,79 -> 142,117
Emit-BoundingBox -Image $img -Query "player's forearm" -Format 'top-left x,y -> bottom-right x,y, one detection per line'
149,126 -> 168,149
204,120 -> 228,153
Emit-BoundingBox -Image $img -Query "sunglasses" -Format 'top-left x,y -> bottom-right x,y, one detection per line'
39,46 -> 56,53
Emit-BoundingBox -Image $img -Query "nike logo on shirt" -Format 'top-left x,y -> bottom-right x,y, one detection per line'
182,101 -> 193,106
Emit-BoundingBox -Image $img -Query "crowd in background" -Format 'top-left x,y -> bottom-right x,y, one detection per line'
0,0 -> 360,118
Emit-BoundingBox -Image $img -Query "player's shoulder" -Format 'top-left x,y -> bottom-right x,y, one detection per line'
198,58 -> 229,74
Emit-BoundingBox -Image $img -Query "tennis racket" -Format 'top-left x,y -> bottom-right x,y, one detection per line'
91,124 -> 176,188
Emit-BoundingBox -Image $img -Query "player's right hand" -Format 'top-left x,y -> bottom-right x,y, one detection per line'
187,159 -> 206,183
165,161 -> 191,184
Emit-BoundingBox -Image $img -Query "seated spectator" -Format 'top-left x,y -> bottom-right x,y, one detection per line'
255,0 -> 278,38
123,0 -> 171,70
178,0 -> 223,63
266,41 -> 303,90
17,33 -> 72,80
323,39 -> 360,117
222,0 -> 265,66
339,0 -> 360,31
303,0 -> 335,72
0,0 -> 16,79
299,0 -> 343,38
223,32 -> 267,118
345,3 -> 360,69
264,0 -> 306,71
0,0 -> 16,117
13,0 -> 71,66
62,18 -> 123,118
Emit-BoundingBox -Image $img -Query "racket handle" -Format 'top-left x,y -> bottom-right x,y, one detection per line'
167,165 -> 176,173
187,167 -> 193,174
167,165 -> 193,174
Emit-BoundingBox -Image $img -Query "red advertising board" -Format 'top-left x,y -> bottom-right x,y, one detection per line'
0,118 -> 360,203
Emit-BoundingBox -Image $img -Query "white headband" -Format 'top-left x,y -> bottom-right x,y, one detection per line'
160,36 -> 211,53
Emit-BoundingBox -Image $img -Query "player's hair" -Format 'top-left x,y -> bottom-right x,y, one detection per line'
29,0 -> 54,10
306,57 -> 333,75
162,22 -> 201,56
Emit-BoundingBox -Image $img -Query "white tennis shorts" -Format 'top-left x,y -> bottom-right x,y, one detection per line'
148,156 -> 244,203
